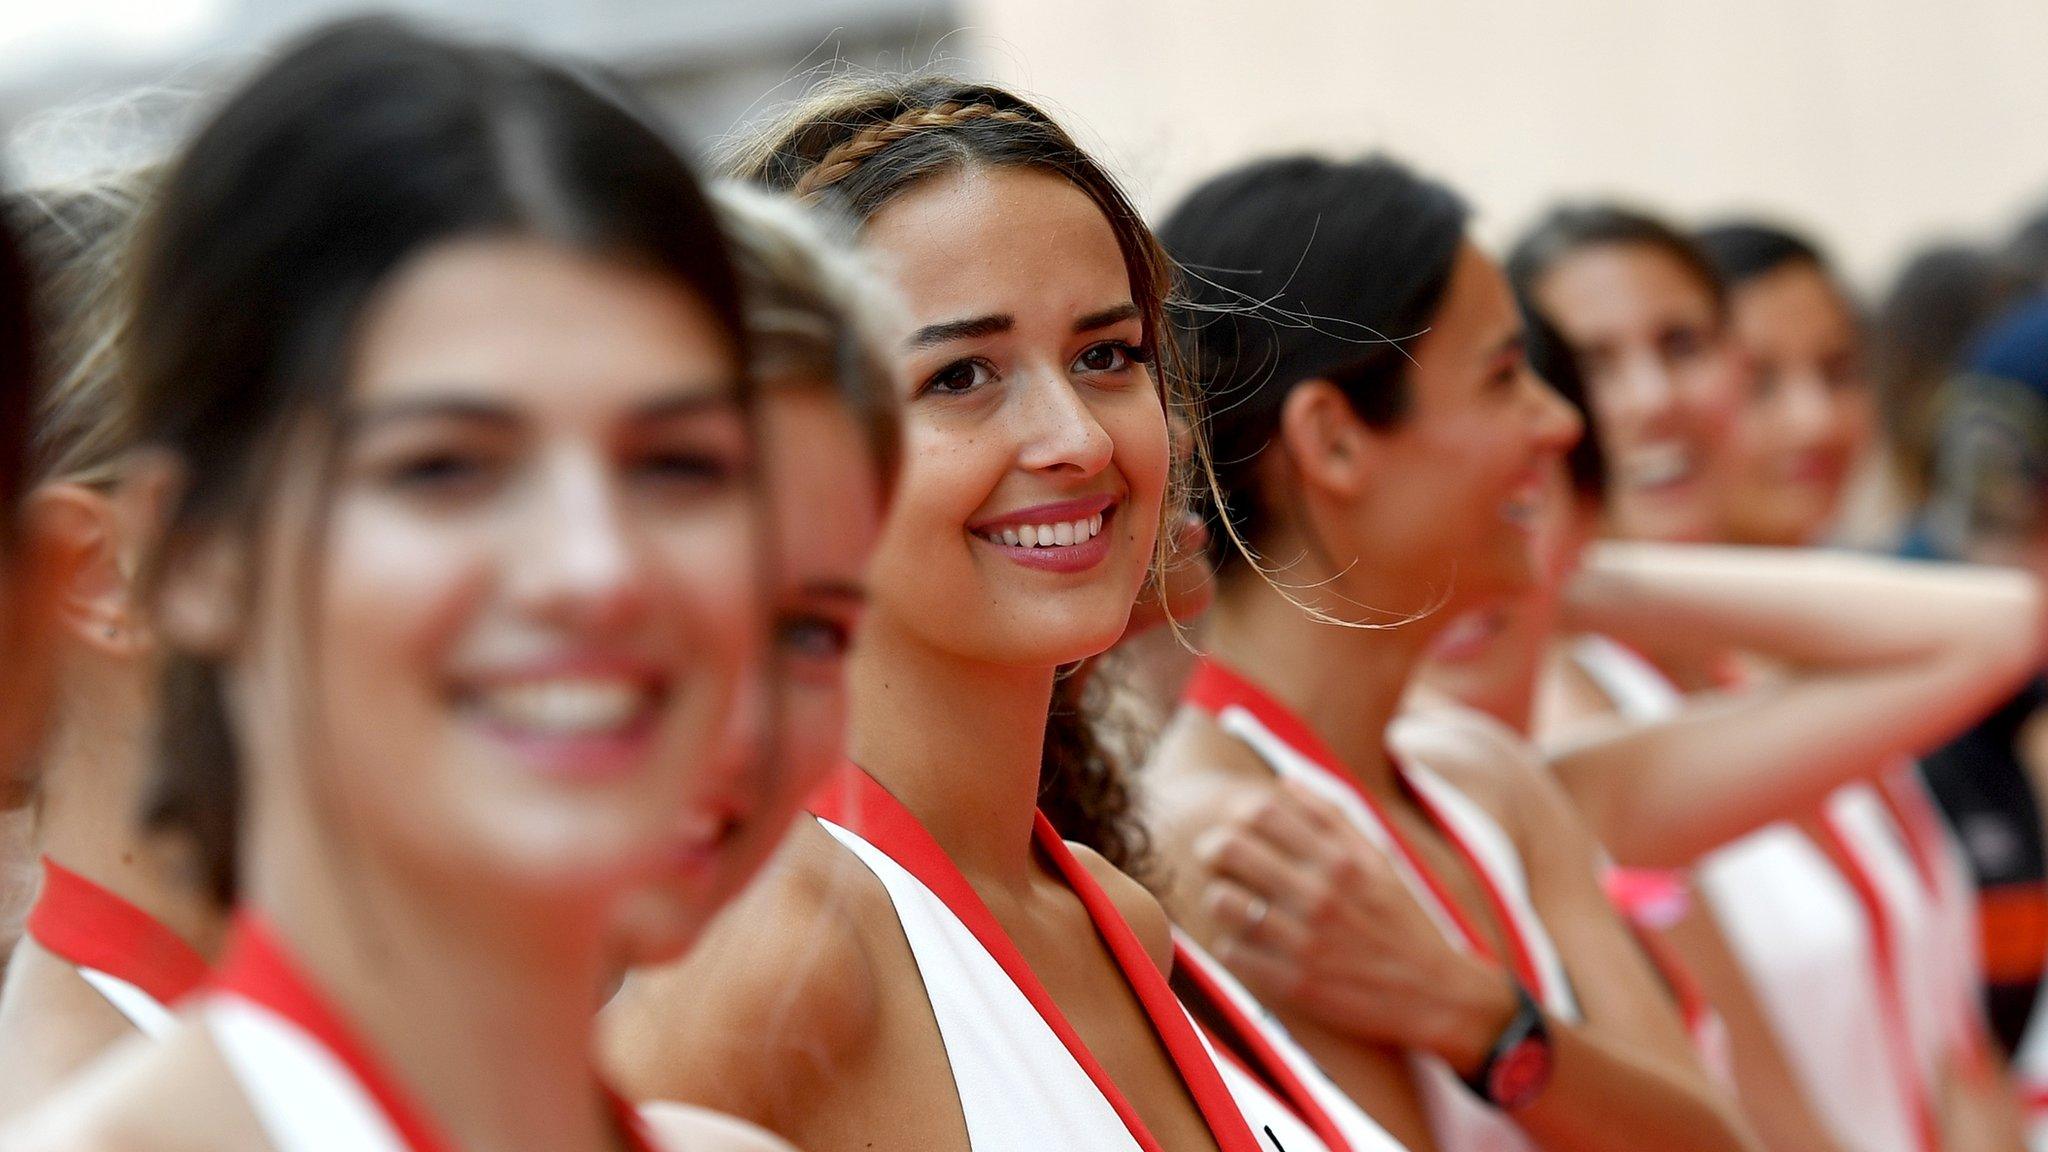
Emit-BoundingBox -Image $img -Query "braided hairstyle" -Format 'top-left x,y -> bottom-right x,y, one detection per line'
727,76 -> 1195,873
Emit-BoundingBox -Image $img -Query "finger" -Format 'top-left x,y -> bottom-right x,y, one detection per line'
1194,825 -> 1325,919
1203,877 -> 1313,955
1211,934 -> 1307,1001
1278,776 -> 1363,841
1240,789 -> 1331,855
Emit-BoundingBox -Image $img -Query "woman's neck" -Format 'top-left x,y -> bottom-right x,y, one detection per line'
246,791 -> 619,1152
846,613 -> 1055,890
1205,568 -> 1444,798
34,676 -> 224,955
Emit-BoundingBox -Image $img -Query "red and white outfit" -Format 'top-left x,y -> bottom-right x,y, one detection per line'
810,762 -> 1409,1152
1572,633 -> 1986,1152
1186,660 -> 1580,1152
23,856 -> 210,1036
203,913 -> 664,1152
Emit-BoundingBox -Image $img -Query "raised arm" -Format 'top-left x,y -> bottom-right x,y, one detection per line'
1545,543 -> 2043,868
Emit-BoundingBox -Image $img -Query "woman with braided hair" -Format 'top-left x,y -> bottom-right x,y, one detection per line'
606,77 -> 1409,1152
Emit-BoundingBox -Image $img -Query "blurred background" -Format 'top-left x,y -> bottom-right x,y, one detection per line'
4,0 -> 2048,290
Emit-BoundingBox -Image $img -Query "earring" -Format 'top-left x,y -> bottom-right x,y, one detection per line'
104,624 -> 119,640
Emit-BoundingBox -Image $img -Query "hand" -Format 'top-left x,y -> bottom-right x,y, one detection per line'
1194,777 -> 1521,1073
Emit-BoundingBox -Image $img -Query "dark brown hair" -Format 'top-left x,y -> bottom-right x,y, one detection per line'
128,17 -> 750,903
727,74 -> 1186,872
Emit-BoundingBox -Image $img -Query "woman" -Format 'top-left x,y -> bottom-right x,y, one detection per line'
0,171 -> 232,1114
1139,153 -> 1754,1152
1519,205 -> 2030,1152
3,19 -> 809,1150
607,76 -> 1403,1152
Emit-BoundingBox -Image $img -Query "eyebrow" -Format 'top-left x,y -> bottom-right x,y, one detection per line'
348,384 -> 740,431
1075,303 -> 1141,334
905,302 -> 1144,352
908,315 -> 1012,350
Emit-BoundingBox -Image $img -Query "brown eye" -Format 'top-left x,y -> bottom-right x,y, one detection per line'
922,358 -> 996,397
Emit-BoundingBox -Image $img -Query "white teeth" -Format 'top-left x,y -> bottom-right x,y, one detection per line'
1625,443 -> 1692,489
978,512 -> 1108,549
472,678 -> 648,735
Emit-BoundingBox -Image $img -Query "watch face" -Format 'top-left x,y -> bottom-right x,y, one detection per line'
1487,1037 -> 1553,1110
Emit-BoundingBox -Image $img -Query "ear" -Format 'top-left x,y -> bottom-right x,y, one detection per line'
119,451 -> 245,659
25,483 -> 152,660
1275,378 -> 1377,500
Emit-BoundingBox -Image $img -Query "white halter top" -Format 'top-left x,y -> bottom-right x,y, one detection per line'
1571,633 -> 1973,1152
1187,660 -> 1579,1152
204,913 -> 667,1152
811,763 -> 1395,1152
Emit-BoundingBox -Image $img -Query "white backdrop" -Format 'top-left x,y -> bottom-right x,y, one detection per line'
958,0 -> 2048,292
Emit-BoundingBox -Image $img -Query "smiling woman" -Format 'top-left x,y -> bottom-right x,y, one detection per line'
1,16 -> 799,1152
606,76 -> 1409,1152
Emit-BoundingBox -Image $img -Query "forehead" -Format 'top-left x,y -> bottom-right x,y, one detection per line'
1430,244 -> 1517,346
1732,263 -> 1856,341
350,236 -> 737,407
1539,242 -> 1718,338
858,166 -> 1134,330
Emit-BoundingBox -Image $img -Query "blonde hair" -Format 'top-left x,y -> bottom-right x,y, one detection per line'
9,167 -> 158,489
710,182 -> 900,484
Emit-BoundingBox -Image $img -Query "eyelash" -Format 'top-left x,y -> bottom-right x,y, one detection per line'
916,339 -> 1152,399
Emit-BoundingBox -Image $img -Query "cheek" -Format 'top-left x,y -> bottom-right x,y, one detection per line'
319,503 -> 488,699
1105,392 -> 1171,514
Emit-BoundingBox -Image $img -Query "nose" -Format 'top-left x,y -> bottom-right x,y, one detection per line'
1611,352 -> 1680,428
1776,372 -> 1837,448
1528,369 -> 1586,454
506,450 -> 650,633
1013,368 -> 1113,479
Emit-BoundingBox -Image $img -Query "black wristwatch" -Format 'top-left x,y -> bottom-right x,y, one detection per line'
1460,980 -> 1553,1111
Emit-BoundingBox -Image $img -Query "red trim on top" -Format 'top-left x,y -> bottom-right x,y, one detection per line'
211,913 -> 655,1152
1186,659 -> 1550,1003
810,764 -> 1264,1152
1173,940 -> 1356,1152
1602,869 -> 1719,1051
1874,768 -> 1947,903
1807,818 -> 1941,1152
25,856 -> 210,1007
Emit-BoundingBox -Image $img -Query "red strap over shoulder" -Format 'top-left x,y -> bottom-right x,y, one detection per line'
25,856 -> 210,1006
213,912 -> 656,1152
811,762 -> 1265,1152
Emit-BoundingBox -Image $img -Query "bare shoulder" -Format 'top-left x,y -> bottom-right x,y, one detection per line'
1392,700 -> 1549,810
1532,637 -> 1625,746
603,818 -> 886,1113
639,1102 -> 796,1152
1065,842 -> 1173,975
1,1015 -> 267,1152
1142,709 -> 1281,850
0,948 -> 142,1120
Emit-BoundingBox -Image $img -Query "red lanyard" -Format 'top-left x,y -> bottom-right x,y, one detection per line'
1172,939 -> 1357,1152
810,763 -> 1267,1152
25,856 -> 210,1006
211,913 -> 654,1152
1807,815 -> 1942,1152
1185,659 -> 1551,1003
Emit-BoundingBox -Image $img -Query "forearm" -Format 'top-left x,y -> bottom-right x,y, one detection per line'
1941,1050 -> 2028,1152
1506,1019 -> 1760,1152
1552,659 -> 2019,868
1567,543 -> 2042,676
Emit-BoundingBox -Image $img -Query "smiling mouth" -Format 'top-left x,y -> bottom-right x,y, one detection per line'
974,511 -> 1105,549
463,677 -> 664,736
1622,442 -> 1695,492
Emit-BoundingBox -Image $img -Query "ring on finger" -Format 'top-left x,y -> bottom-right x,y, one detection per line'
1244,894 -> 1270,933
